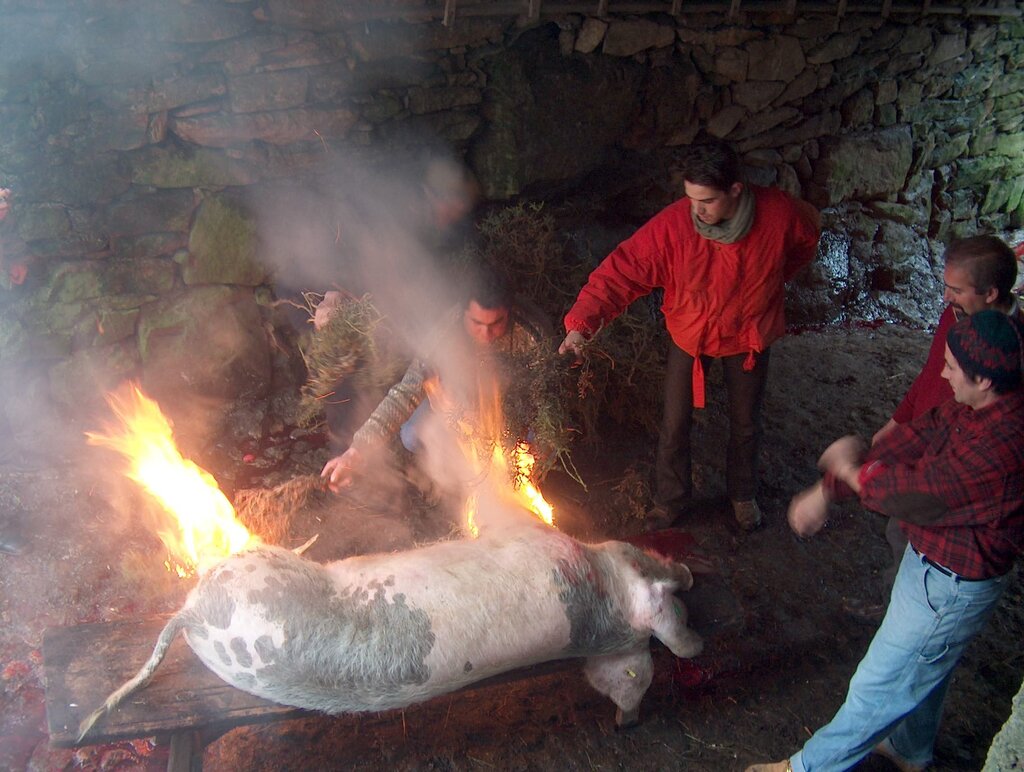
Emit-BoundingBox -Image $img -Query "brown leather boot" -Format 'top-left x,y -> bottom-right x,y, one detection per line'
732,499 -> 763,531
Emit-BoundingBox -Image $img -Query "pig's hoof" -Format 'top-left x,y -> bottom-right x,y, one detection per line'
614,707 -> 640,730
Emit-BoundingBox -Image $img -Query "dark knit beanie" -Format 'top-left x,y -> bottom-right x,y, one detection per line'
947,310 -> 1024,393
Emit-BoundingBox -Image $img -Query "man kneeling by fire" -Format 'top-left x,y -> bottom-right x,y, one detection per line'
747,309 -> 1024,772
320,265 -> 553,504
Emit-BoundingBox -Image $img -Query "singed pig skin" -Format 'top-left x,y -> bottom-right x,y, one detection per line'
79,522 -> 702,739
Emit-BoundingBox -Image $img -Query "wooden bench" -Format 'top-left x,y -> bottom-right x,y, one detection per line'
44,615 -> 618,771
44,545 -> 739,771
44,614 -> 309,771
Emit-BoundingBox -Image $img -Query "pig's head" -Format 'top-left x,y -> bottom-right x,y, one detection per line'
601,541 -> 694,590
595,541 -> 703,659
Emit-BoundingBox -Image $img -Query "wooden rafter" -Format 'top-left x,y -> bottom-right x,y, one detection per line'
320,1 -> 1021,24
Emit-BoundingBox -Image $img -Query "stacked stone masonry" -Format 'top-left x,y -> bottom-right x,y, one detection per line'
0,0 -> 1021,455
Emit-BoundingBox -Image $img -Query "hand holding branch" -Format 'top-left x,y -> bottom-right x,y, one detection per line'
320,446 -> 363,493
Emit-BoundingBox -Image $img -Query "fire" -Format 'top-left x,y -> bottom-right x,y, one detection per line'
461,441 -> 553,537
511,441 -> 554,525
86,383 -> 257,576
443,374 -> 555,534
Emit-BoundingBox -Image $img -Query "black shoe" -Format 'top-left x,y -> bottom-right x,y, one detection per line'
0,528 -> 27,555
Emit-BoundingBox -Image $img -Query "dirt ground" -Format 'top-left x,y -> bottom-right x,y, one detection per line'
1,323 -> 1022,771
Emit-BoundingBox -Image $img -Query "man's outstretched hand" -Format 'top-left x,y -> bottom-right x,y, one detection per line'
320,446 -> 363,493
558,330 -> 586,364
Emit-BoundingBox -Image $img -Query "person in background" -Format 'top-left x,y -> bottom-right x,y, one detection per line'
749,310 -> 1024,772
320,268 -> 550,492
419,157 -> 480,244
316,157 -> 481,452
559,139 -> 820,532
813,235 -> 1020,620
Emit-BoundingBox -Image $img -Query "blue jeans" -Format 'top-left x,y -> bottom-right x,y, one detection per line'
792,544 -> 1008,772
399,401 -> 431,453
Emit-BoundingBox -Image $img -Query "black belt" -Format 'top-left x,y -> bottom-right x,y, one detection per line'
913,548 -> 986,582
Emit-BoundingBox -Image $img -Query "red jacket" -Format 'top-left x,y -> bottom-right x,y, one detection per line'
891,306 -> 956,424
564,186 -> 819,406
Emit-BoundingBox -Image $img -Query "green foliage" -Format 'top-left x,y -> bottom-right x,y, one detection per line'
296,202 -> 666,489
474,202 -> 666,445
610,462 -> 654,524
475,202 -> 574,308
583,307 -> 667,437
498,341 -> 582,484
296,293 -> 408,429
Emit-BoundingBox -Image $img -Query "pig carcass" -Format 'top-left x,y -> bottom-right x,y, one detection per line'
78,522 -> 703,740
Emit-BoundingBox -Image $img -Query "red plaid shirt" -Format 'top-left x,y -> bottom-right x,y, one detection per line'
855,389 -> 1024,580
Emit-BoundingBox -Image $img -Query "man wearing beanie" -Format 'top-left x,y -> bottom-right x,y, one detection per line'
747,310 -> 1024,772
840,235 -> 1022,620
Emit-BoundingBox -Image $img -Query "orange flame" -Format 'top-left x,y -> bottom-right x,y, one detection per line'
510,441 -> 553,526
86,383 -> 257,576
441,373 -> 554,533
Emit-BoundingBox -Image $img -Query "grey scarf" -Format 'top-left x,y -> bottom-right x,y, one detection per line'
691,186 -> 756,244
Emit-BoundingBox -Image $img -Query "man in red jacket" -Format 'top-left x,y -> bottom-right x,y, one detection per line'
559,140 -> 820,531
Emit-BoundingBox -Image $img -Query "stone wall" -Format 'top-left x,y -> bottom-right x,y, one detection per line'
0,0 -> 1021,459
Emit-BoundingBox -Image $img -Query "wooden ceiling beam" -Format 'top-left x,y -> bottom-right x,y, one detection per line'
324,1 -> 1021,24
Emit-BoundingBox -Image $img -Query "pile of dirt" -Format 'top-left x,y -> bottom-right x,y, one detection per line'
1,324 -> 1021,771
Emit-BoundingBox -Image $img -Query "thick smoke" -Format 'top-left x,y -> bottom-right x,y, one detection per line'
0,2 -> 530,531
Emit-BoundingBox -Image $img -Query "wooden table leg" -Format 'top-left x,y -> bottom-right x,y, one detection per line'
167,730 -> 203,772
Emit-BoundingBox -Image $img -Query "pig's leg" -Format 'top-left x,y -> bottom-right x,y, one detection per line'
583,648 -> 653,728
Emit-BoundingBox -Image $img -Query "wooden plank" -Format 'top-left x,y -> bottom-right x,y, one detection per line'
43,615 -> 591,748
670,0 -> 682,16
44,553 -> 737,751
43,615 -> 306,747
